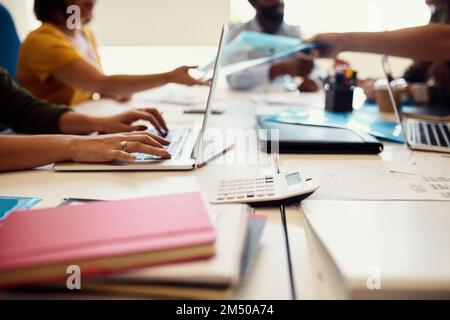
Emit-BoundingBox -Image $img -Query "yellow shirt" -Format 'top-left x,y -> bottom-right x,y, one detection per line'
17,23 -> 102,105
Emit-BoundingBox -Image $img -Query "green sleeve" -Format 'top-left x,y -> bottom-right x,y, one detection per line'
0,69 -> 71,134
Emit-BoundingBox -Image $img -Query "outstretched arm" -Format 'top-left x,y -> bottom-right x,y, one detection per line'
308,24 -> 450,61
53,60 -> 209,97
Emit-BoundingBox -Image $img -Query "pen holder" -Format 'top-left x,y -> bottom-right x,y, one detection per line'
324,84 -> 354,113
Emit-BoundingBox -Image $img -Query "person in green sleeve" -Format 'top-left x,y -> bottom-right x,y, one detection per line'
0,69 -> 171,172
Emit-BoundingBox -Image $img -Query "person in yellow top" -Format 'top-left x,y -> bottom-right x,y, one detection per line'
17,0 -> 208,105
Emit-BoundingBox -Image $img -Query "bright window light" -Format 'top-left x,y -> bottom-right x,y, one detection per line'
230,0 -> 430,36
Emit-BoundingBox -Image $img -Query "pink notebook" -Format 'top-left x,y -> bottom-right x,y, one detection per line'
0,192 -> 215,288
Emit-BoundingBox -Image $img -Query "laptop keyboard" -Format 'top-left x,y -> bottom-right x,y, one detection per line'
135,128 -> 192,161
408,119 -> 450,148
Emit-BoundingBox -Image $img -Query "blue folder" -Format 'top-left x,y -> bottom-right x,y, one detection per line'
266,108 -> 404,143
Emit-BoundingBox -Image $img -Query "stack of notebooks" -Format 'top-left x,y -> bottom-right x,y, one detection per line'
0,192 -> 266,299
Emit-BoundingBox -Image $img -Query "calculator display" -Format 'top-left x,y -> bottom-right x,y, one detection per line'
286,172 -> 302,186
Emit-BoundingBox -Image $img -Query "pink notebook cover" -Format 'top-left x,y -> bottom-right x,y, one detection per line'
0,192 -> 215,272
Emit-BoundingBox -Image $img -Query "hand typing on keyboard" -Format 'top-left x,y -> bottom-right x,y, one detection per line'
136,128 -> 192,161
96,108 -> 169,135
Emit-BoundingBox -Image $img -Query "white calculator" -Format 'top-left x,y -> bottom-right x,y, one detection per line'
210,171 -> 319,205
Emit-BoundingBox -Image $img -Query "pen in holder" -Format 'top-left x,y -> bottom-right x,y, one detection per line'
324,70 -> 357,113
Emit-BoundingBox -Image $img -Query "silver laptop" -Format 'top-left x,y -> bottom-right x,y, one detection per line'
382,55 -> 450,153
54,26 -> 226,172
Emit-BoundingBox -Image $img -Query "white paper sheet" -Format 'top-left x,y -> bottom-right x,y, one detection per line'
389,148 -> 450,177
283,161 -> 450,201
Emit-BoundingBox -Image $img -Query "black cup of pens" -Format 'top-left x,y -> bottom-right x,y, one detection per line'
324,69 -> 357,113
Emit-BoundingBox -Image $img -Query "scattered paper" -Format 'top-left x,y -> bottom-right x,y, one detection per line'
131,85 -> 210,106
283,161 -> 450,201
390,148 -> 450,177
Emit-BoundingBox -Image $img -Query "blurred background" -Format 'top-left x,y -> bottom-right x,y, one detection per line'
0,0 -> 431,77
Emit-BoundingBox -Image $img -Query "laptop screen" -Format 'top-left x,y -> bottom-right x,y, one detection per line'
192,25 -> 227,161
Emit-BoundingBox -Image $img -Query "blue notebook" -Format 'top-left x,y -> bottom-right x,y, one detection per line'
0,196 -> 41,221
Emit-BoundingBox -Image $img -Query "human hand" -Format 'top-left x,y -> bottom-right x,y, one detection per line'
298,78 -> 320,93
169,66 -> 210,86
305,33 -> 346,59
69,131 -> 171,163
96,108 -> 169,135
270,53 -> 314,79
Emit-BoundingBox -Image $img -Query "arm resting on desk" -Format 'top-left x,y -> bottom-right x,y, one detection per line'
0,135 -> 76,171
0,132 -> 171,172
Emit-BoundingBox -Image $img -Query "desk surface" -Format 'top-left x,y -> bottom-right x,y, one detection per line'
1,46 -> 447,300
